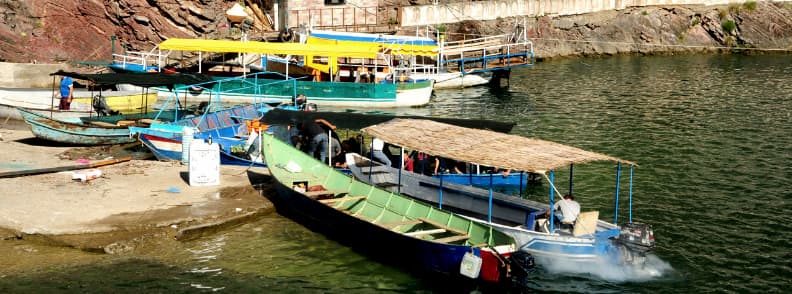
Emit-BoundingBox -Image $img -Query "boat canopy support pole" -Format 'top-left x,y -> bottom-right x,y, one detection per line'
519,171 -> 524,198
614,162 -> 622,224
488,172 -> 494,223
398,146 -> 403,195
198,51 -> 202,73
327,129 -> 332,167
568,163 -> 574,196
50,75 -> 55,119
438,170 -> 444,210
548,170 -> 555,233
629,164 -> 634,223
368,139 -> 374,183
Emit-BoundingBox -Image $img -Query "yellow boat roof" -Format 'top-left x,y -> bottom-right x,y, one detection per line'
159,38 -> 380,58
307,36 -> 438,57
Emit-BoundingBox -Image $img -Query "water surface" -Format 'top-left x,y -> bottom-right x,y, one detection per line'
2,54 -> 790,293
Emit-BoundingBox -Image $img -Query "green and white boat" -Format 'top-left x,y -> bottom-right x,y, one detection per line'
259,132 -> 533,283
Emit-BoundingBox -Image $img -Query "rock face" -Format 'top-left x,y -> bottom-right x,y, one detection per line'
445,2 -> 792,59
0,1 -> 789,63
0,0 -> 232,63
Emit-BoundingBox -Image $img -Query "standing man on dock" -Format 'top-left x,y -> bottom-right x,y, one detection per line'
58,75 -> 74,110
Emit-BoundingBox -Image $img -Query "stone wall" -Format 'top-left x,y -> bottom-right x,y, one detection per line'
399,0 -> 792,26
0,62 -> 68,88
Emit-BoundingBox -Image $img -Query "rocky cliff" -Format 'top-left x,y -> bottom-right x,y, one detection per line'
0,0 -> 232,63
0,1 -> 789,64
441,2 -> 792,59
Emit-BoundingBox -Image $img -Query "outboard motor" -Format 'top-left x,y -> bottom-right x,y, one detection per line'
92,94 -> 118,116
616,222 -> 655,264
509,251 -> 536,278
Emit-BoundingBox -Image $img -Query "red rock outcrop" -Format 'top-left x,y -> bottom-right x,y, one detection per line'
0,0 -> 232,63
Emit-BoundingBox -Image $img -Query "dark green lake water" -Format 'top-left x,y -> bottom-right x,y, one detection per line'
2,54 -> 790,293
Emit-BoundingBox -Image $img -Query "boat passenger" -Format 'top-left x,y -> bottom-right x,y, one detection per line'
369,138 -> 391,167
297,119 -> 335,164
548,194 -> 581,230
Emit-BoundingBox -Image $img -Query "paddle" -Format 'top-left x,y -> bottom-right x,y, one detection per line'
0,156 -> 132,179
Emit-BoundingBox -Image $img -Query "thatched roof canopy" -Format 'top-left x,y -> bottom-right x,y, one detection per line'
362,119 -> 635,173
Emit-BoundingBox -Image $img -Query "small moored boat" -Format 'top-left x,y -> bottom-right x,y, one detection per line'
346,119 -> 656,269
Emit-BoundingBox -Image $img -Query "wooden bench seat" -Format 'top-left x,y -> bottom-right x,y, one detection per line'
433,235 -> 470,244
405,228 -> 446,237
378,219 -> 422,229
418,218 -> 468,235
318,195 -> 366,204
304,190 -> 348,197
86,120 -> 118,127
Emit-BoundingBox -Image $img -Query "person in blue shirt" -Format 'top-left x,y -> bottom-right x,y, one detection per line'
58,75 -> 74,110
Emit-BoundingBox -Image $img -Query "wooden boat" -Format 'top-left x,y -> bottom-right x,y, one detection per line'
17,107 -> 138,145
0,89 -> 156,121
154,38 -> 435,107
14,72 -> 211,145
258,131 -> 528,283
346,119 -> 656,267
131,103 -> 271,166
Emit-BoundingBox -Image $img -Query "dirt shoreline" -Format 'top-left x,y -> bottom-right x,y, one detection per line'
0,125 -> 275,253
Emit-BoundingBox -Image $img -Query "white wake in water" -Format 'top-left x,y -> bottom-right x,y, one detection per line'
536,254 -> 673,282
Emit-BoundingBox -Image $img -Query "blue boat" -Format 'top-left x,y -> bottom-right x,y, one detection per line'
132,103 -> 274,167
17,107 -> 137,145
346,119 -> 656,270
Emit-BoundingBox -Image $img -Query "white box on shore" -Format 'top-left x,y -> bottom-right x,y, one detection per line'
189,139 -> 220,186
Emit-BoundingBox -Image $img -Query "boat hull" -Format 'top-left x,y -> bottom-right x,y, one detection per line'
345,153 -> 628,264
132,104 -> 268,166
158,79 -> 434,108
410,72 -> 491,89
261,134 -> 517,283
17,107 -> 135,145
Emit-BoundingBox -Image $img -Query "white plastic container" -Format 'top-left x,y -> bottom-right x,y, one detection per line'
181,127 -> 194,165
188,139 -> 220,186
459,252 -> 482,279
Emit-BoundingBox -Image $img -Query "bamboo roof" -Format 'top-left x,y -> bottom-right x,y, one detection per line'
159,38 -> 380,58
362,119 -> 636,173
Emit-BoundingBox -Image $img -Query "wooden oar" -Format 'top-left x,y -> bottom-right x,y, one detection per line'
0,156 -> 132,179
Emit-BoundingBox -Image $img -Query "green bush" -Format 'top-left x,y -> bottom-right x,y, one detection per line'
691,16 -> 701,27
718,9 -> 729,20
743,1 -> 757,11
722,20 -> 737,34
642,10 -> 648,16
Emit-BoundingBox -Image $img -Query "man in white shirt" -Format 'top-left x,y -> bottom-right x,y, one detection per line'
552,194 -> 581,226
370,138 -> 391,167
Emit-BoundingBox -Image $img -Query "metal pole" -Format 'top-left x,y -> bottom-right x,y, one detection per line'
629,165 -> 634,223
568,163 -> 574,195
398,146 -> 403,195
50,75 -> 56,118
548,170 -> 555,232
614,162 -> 622,224
438,171 -> 444,209
519,171 -> 524,198
368,139 -> 374,183
488,172 -> 493,223
327,129 -> 331,166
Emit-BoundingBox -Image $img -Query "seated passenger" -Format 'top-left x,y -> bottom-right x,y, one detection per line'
548,194 -> 581,230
